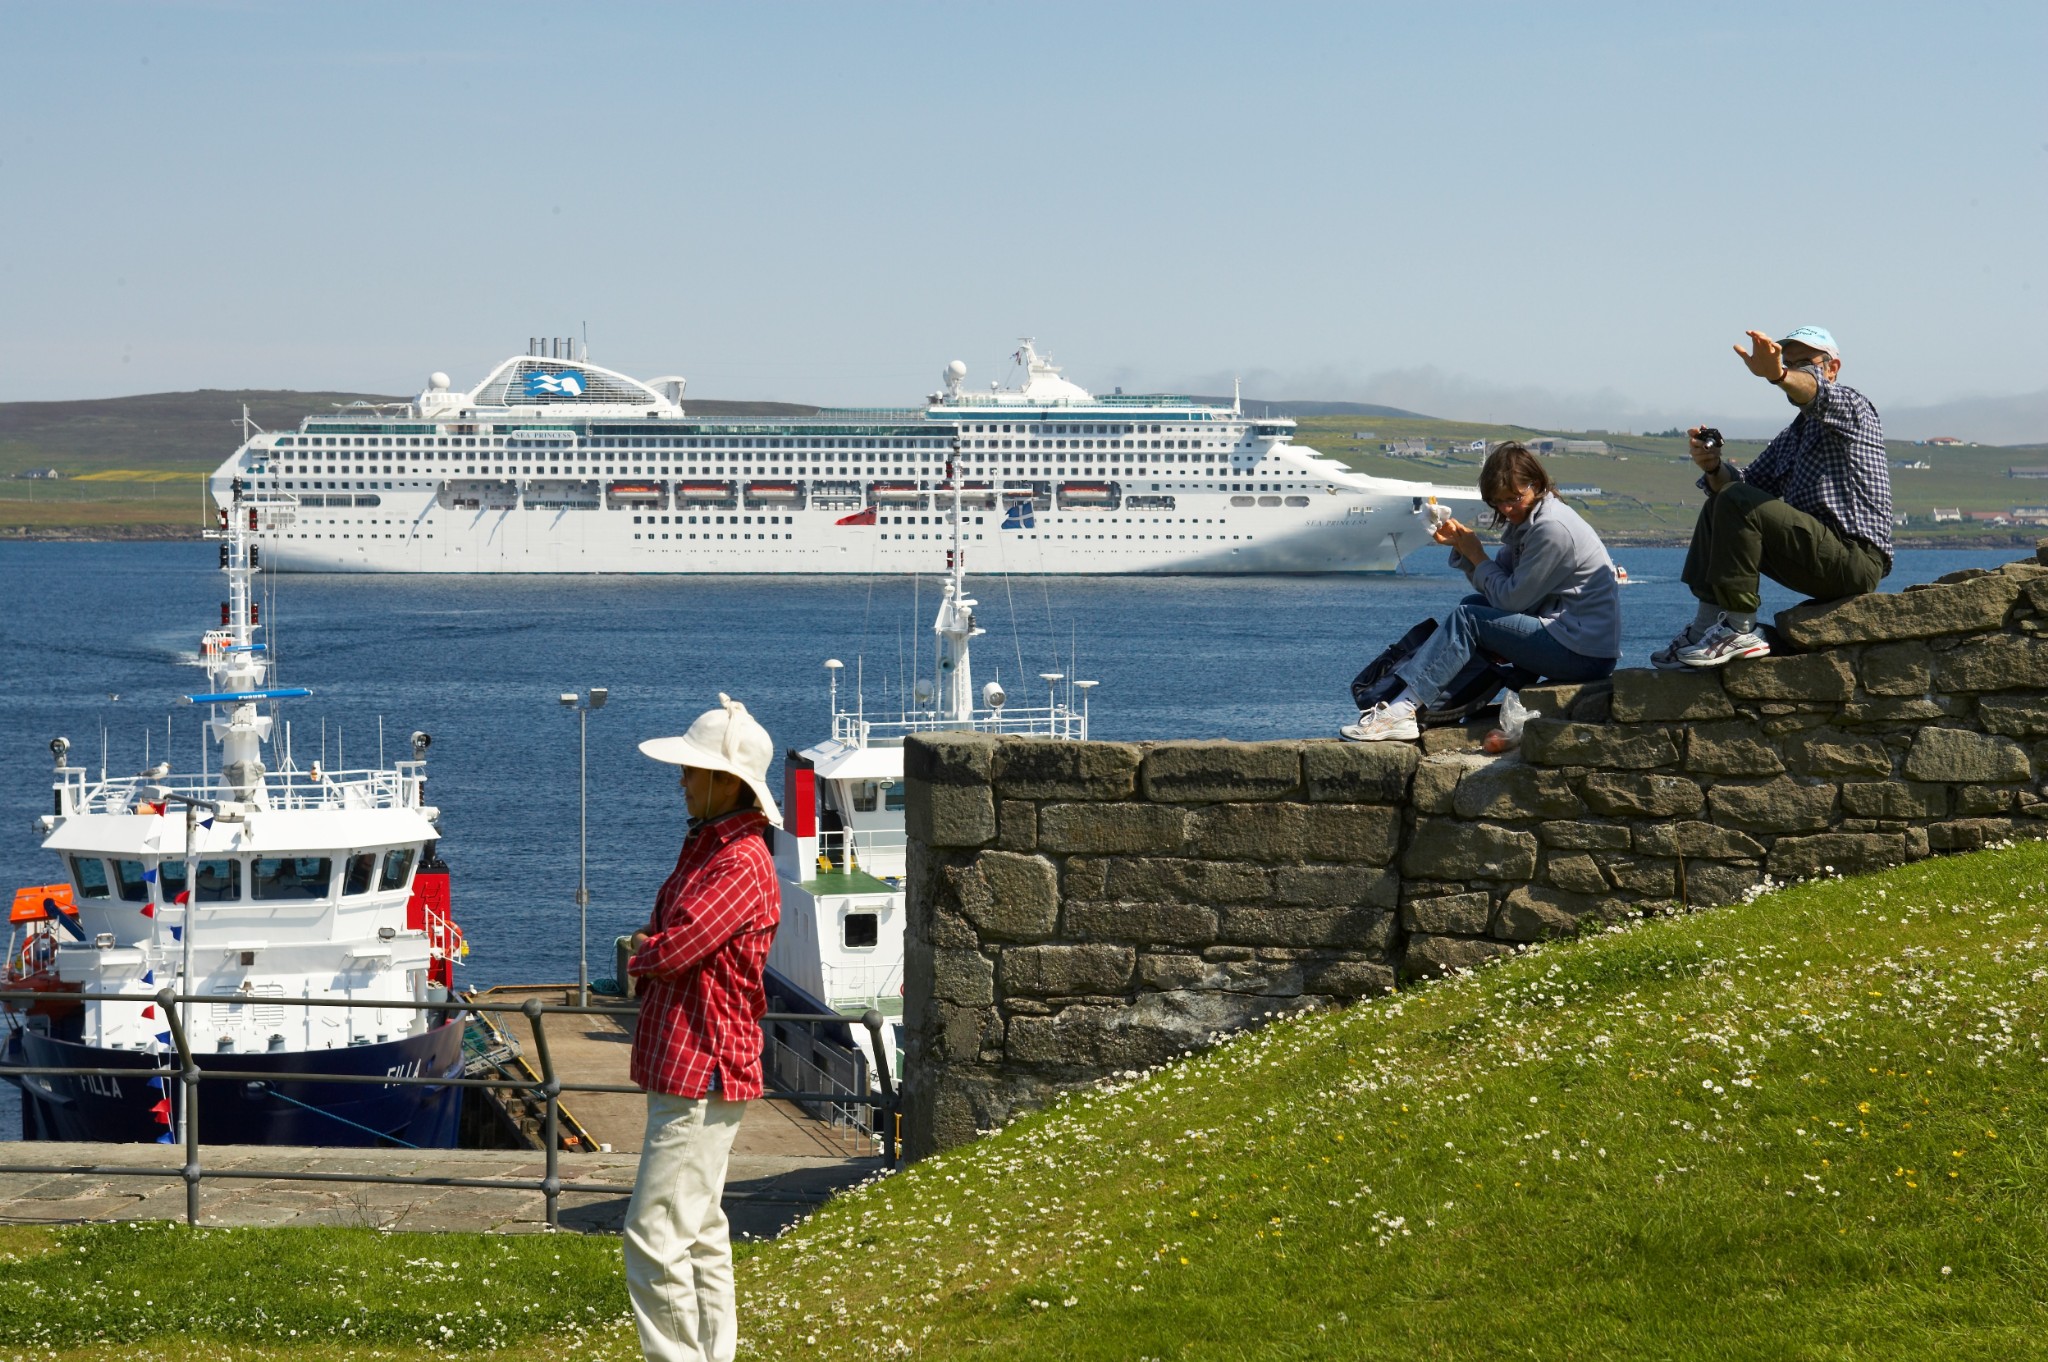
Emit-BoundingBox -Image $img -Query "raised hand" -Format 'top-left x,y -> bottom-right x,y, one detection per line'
1733,330 -> 1787,382
1688,426 -> 1721,471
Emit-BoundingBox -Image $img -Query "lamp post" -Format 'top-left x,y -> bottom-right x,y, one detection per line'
558,688 -> 608,1006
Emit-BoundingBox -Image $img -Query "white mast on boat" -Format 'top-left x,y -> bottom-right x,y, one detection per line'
932,433 -> 984,727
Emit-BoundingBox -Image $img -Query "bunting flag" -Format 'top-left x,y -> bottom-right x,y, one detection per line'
156,1130 -> 176,1144
141,970 -> 153,984
142,1005 -> 156,1019
146,1076 -> 165,1093
199,817 -> 215,830
154,1030 -> 172,1046
142,868 -> 158,884
172,890 -> 190,906
139,904 -> 155,919
150,1098 -> 171,1124
169,926 -> 182,942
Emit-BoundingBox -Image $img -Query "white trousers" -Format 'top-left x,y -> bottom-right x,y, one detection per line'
623,1092 -> 747,1362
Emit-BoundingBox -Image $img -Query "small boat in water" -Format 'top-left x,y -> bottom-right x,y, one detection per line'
4,485 -> 469,1146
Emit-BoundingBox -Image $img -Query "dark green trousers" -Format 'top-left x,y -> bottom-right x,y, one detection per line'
1681,481 -> 1887,614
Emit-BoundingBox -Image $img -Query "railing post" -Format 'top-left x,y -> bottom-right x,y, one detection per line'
158,986 -> 200,1225
524,998 -> 561,1228
861,1008 -> 896,1163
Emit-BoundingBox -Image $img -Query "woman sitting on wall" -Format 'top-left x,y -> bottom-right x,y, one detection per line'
1344,442 -> 1622,742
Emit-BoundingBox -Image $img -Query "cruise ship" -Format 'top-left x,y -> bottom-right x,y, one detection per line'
208,341 -> 1483,574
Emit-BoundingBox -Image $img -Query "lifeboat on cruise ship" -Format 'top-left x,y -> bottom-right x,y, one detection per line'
677,481 -> 739,506
870,481 -> 926,508
1057,481 -> 1120,509
944,482 -> 996,509
605,480 -> 669,510
744,481 -> 806,508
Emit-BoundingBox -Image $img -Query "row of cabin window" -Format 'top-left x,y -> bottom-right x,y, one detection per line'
69,848 -> 415,906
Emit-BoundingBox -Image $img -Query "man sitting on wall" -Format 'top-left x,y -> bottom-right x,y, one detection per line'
1656,326 -> 1892,669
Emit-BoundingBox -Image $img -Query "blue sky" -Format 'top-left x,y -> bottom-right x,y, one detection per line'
3,1 -> 2042,434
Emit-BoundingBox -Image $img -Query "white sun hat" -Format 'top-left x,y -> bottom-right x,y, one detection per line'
638,693 -> 783,827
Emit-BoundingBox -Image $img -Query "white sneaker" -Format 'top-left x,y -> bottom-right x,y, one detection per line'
1678,615 -> 1770,668
1651,621 -> 1708,670
1340,701 -> 1421,742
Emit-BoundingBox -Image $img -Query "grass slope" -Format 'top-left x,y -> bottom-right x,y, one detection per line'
0,844 -> 2042,1359
734,841 -> 2048,1361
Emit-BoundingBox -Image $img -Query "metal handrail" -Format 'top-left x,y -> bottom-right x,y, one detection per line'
0,986 -> 896,1228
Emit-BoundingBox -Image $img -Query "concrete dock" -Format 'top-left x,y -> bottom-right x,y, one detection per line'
0,986 -> 889,1237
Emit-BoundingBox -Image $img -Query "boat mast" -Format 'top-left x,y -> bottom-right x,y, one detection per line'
195,483 -> 309,801
932,433 -> 981,725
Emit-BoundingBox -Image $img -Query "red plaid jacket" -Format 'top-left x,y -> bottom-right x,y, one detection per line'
627,810 -> 780,1100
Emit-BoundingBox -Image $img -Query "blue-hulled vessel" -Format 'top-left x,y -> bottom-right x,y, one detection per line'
4,479 -> 468,1146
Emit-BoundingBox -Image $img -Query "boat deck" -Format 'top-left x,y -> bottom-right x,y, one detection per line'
801,868 -> 896,895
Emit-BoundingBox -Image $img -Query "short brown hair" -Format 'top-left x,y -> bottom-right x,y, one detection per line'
1478,442 -> 1556,528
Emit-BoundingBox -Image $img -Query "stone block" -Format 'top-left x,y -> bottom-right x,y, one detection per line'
1708,777 -> 1837,832
1579,771 -> 1706,818
1777,572 -> 2023,647
1301,742 -> 1417,803
932,1002 -> 1003,1064
1927,818 -> 2012,851
995,799 -> 1037,851
1934,636 -> 2048,692
1540,821 -> 1633,851
1767,833 -> 1908,879
1062,901 -> 1219,946
905,733 -> 1000,848
1301,805 -> 1404,864
1720,652 -> 1855,701
1403,935 -> 1515,978
1839,782 -> 1948,819
1977,696 -> 2048,739
1519,682 -> 1590,716
1609,670 -> 1736,722
1092,857 -> 1270,905
1546,852 -> 1609,894
1181,803 -> 1304,862
1220,905 -> 1396,950
962,851 -> 1061,941
1400,891 -> 1493,935
1452,762 -> 1585,820
994,737 -> 1142,800
1680,860 -> 1761,907
1420,725 -> 1489,756
1520,720 -> 1679,769
1004,992 -> 1273,1069
1136,951 -> 1305,997
1782,728 -> 1895,778
1839,698 -> 1954,724
1037,802 -> 1187,855
998,944 -> 1135,997
1603,855 -> 1676,897
1403,819 -> 1540,880
1141,740 -> 1302,803
1300,956 -> 1397,999
1901,727 -> 2032,783
1631,821 -> 1766,859
1956,786 -> 2024,816
1269,864 -> 1401,909
931,948 -> 996,1006
1412,758 -> 1470,814
1494,885 -> 1620,942
1858,641 -> 1935,696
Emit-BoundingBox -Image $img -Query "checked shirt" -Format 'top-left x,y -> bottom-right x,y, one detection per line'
628,809 -> 780,1100
1713,378 -> 1894,565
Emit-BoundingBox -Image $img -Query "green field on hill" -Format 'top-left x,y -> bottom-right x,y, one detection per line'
4,841 -> 2045,1359
2,391 -> 2044,544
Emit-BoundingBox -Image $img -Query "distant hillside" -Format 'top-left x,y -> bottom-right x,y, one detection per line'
0,389 -> 826,475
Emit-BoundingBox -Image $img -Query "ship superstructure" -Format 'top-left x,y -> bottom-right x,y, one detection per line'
209,340 -> 1483,574
5,486 -> 468,1145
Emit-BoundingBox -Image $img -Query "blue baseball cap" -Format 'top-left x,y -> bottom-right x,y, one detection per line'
1779,326 -> 1839,360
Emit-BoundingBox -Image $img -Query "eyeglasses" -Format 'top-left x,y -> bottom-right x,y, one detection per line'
1488,487 -> 1534,511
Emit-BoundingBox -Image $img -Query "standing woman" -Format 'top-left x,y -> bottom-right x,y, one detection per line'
624,694 -> 782,1362
1344,442 -> 1621,741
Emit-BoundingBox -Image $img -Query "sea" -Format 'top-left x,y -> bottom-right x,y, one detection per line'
0,541 -> 2023,1134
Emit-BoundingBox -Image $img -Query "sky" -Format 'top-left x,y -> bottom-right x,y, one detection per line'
2,1 -> 2043,436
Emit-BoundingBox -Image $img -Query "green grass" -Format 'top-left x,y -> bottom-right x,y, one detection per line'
735,841 -> 2048,1360
2,846 -> 2045,1359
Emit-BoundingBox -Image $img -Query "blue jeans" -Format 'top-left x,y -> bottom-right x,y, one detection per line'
1393,595 -> 1616,708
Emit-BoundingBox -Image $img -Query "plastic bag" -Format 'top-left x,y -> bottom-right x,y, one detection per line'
1484,691 -> 1537,754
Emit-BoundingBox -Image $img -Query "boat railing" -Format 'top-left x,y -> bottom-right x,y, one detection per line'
0,986 -> 896,1229
55,761 -> 431,817
830,704 -> 1086,746
813,827 -> 908,877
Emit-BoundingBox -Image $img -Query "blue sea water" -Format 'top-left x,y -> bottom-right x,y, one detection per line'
0,541 -> 2023,997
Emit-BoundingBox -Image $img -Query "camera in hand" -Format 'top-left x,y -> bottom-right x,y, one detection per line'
1695,427 -> 1724,451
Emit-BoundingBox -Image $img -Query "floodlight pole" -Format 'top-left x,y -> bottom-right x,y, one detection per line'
560,688 -> 608,1006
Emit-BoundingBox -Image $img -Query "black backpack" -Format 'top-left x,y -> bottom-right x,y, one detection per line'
1349,617 -> 1541,727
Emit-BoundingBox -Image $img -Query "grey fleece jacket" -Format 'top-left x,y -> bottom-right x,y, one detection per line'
1450,494 -> 1621,659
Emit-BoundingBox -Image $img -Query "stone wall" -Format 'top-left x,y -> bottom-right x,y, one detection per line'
900,556 -> 2048,1158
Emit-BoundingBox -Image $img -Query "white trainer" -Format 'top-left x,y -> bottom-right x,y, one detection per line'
1678,615 -> 1770,668
1340,701 -> 1421,743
